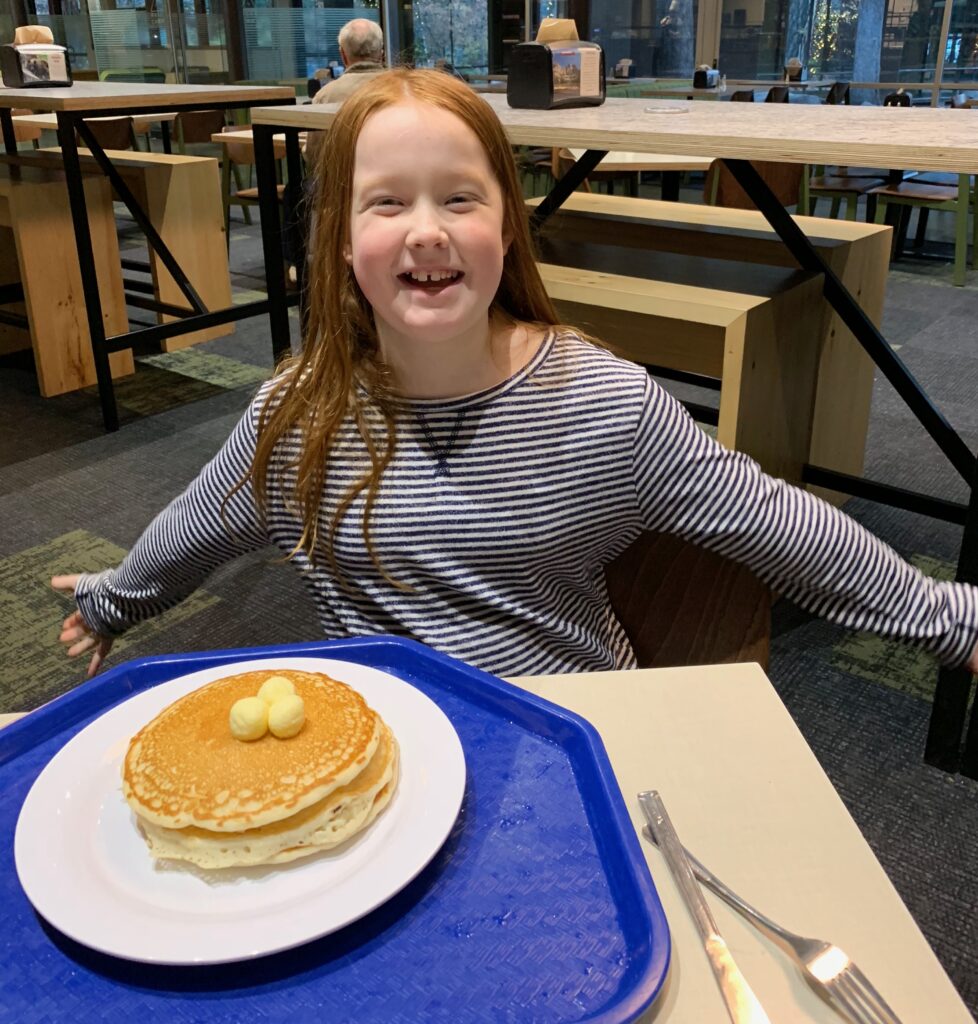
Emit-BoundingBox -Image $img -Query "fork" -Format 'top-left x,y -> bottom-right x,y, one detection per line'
644,830 -> 904,1024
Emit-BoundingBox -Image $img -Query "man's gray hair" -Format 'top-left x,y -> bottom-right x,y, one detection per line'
339,18 -> 384,62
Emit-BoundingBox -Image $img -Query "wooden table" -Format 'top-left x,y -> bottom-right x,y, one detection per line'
3,663 -> 971,1021
0,83 -> 294,431
561,147 -> 714,200
250,95 -> 978,778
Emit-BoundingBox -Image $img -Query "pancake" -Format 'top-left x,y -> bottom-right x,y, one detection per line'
136,723 -> 400,868
122,669 -> 380,832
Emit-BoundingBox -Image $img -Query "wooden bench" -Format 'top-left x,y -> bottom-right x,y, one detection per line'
0,161 -> 131,396
530,193 -> 892,500
39,147 -> 232,350
540,256 -> 825,485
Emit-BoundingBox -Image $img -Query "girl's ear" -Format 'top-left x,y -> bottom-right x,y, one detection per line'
343,241 -> 353,265
502,227 -> 513,254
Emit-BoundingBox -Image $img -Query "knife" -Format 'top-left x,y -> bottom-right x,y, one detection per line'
638,790 -> 771,1024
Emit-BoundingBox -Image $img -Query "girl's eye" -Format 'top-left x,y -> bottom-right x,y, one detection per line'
370,197 -> 402,208
446,194 -> 476,207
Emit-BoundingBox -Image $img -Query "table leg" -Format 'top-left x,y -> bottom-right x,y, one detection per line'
161,121 -> 172,155
661,171 -> 680,202
0,109 -> 16,155
254,123 -> 292,364
722,156 -> 978,776
283,129 -> 307,335
56,112 -> 119,432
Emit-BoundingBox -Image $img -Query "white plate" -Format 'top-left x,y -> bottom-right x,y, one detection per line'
14,656 -> 466,965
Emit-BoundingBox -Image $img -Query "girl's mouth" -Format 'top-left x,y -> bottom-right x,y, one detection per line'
399,270 -> 464,291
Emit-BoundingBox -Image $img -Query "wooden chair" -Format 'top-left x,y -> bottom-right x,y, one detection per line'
11,108 -> 41,150
865,97 -> 975,284
729,90 -> 755,102
604,531 -> 771,668
219,125 -> 286,239
77,116 -> 138,152
808,164 -> 885,221
705,159 -> 806,212
765,86 -> 790,103
174,109 -> 227,156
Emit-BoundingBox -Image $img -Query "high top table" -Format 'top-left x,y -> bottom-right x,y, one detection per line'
3,662 -> 973,1021
249,95 -> 978,778
0,83 -> 295,431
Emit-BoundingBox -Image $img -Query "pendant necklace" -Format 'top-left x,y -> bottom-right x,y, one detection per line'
416,409 -> 466,477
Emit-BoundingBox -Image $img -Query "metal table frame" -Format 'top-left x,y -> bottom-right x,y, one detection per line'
0,94 -> 295,432
251,122 -> 978,778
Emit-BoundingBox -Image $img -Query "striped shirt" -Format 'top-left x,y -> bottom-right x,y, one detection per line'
76,331 -> 978,677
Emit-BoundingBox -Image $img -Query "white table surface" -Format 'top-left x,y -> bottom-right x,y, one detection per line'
509,663 -> 973,1023
4,663 -> 971,1022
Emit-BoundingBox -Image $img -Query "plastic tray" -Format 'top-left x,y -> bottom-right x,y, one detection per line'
0,636 -> 670,1023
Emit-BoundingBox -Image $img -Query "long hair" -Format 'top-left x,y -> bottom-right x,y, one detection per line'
244,69 -> 560,579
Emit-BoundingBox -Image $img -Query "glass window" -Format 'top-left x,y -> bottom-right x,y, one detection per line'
718,0 -> 788,79
590,0 -> 698,78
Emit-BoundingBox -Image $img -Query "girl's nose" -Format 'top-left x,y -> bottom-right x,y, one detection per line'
406,206 -> 448,248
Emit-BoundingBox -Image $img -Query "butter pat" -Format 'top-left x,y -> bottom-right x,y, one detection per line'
257,675 -> 296,706
268,694 -> 305,738
229,696 -> 268,741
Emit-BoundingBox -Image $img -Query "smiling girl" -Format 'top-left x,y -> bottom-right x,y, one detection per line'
53,69 -> 978,680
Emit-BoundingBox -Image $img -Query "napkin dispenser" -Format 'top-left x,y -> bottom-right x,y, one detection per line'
0,43 -> 72,87
692,65 -> 719,89
507,39 -> 605,110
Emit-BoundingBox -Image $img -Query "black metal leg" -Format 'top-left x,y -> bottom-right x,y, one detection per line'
283,128 -> 308,338
722,156 -> 978,775
254,124 -> 293,364
661,171 -> 680,202
530,149 -> 608,230
57,113 -> 119,432
161,121 -> 172,154
1,109 -> 17,155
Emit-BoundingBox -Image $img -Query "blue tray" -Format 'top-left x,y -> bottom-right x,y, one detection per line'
0,637 -> 670,1023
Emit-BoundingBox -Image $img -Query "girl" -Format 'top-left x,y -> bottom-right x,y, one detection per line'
54,69 -> 978,679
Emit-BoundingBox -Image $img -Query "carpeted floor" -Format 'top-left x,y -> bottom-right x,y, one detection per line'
2,200 -> 977,1019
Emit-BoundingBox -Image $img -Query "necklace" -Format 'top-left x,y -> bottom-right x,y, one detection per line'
416,409 -> 466,477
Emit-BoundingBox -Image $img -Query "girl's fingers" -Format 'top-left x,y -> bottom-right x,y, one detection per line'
67,635 -> 96,658
51,574 -> 81,595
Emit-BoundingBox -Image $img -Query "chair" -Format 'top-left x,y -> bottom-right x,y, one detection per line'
174,109 -> 227,156
824,81 -> 851,105
604,530 -> 771,668
11,108 -> 41,150
729,90 -> 755,102
705,158 -> 806,212
809,162 -> 884,221
866,98 -> 976,284
765,86 -> 790,103
77,116 -> 138,152
219,125 -> 286,239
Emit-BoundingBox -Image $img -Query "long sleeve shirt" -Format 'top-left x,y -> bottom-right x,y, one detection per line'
75,331 -> 978,678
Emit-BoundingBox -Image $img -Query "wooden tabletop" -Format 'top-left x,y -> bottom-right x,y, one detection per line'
253,95 -> 978,173
0,82 -> 294,113
510,663 -> 974,1023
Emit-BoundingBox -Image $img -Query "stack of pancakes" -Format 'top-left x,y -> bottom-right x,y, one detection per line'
122,668 -> 398,869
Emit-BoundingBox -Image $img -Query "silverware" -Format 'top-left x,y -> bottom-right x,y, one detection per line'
638,790 -> 772,1024
642,823 -> 905,1024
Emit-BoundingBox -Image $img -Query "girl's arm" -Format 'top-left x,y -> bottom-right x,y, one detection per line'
52,396 -> 271,676
633,377 -> 978,668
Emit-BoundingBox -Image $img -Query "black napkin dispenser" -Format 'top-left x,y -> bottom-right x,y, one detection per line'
0,43 -> 72,87
692,67 -> 719,89
507,40 -> 605,110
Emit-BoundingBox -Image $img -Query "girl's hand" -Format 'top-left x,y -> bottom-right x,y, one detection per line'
51,574 -> 113,678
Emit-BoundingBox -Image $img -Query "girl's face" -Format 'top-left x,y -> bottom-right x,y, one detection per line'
345,100 -> 510,358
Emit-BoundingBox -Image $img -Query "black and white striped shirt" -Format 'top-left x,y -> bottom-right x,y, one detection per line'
76,331 -> 978,676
